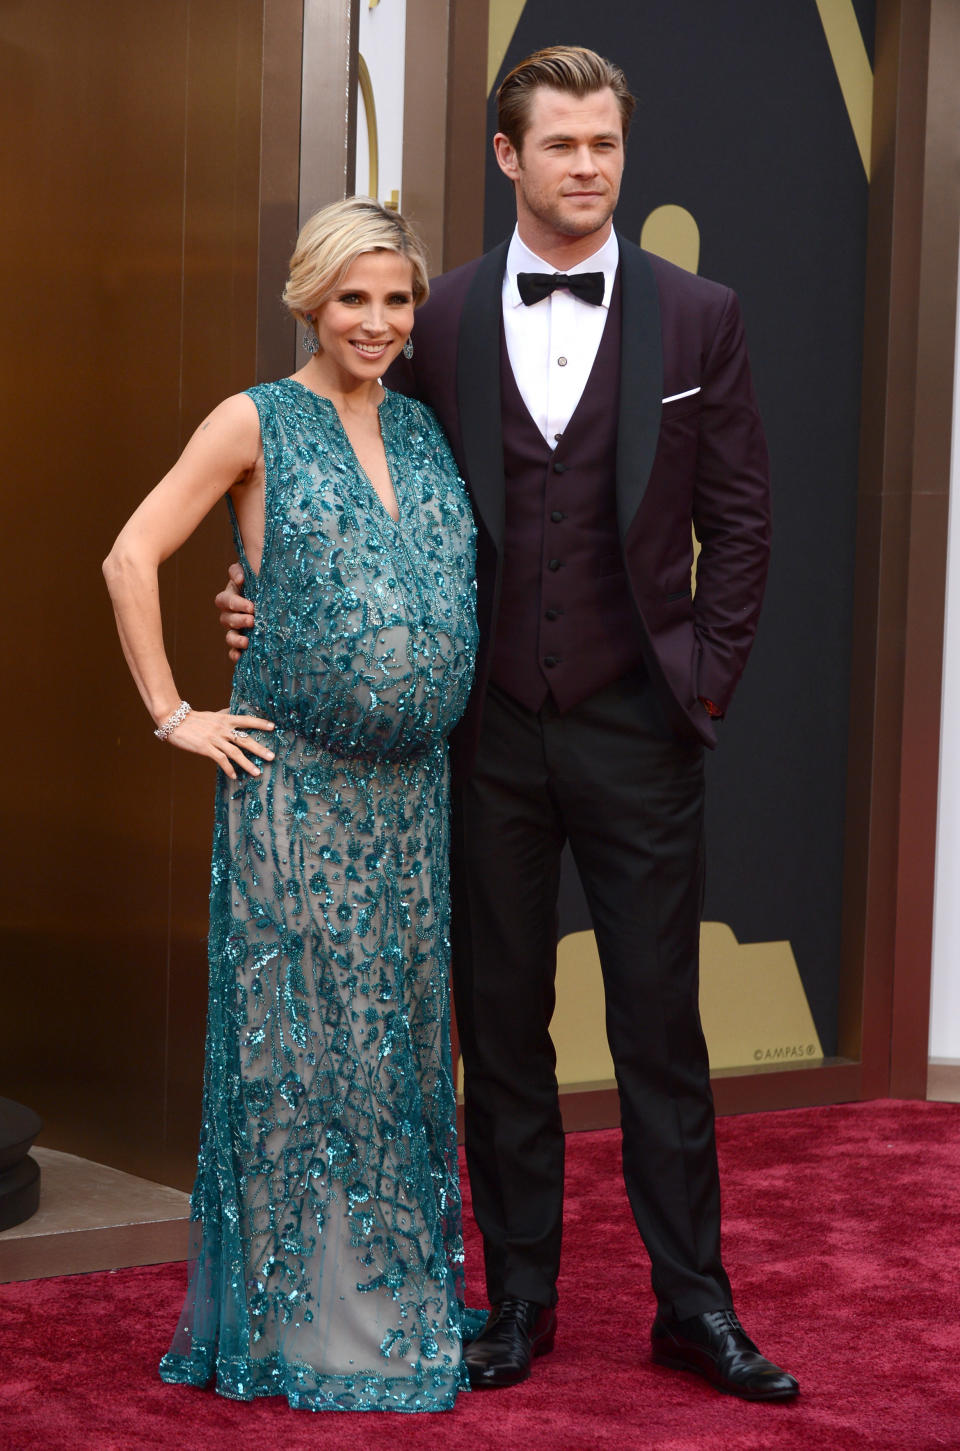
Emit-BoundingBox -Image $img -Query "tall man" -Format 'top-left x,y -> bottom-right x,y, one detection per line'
219,46 -> 797,1401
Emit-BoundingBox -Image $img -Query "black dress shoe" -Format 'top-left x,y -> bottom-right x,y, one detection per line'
651,1309 -> 799,1401
464,1297 -> 557,1388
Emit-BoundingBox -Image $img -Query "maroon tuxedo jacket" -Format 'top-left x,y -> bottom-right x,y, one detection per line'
387,232 -> 771,771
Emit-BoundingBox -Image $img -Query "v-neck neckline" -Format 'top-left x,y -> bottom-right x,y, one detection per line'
283,378 -> 401,526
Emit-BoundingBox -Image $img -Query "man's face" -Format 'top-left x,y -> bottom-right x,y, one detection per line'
494,85 -> 625,247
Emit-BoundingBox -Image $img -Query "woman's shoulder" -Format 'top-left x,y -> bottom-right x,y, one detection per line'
244,378 -> 332,437
244,378 -> 295,409
195,390 -> 262,449
245,376 -> 323,407
241,380 -> 281,423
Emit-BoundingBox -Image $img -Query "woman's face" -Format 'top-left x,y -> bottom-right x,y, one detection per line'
311,250 -> 415,380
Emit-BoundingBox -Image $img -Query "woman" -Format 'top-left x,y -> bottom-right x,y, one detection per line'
103,197 -> 479,1412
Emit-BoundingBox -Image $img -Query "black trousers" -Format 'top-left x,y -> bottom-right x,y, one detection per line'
451,672 -> 732,1320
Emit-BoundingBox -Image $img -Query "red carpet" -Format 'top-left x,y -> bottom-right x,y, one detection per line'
2,1099 -> 959,1450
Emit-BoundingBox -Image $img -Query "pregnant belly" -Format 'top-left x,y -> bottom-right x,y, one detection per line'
239,622 -> 475,757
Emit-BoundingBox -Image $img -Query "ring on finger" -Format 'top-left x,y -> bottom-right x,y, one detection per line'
230,728 -> 250,740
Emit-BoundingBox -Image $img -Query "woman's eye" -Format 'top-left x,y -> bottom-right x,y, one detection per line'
338,293 -> 362,304
388,294 -> 412,305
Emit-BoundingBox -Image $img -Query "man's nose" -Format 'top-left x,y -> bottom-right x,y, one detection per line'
569,146 -> 598,174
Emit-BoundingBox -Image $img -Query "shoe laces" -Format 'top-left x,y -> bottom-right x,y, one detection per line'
492,1297 -> 540,1331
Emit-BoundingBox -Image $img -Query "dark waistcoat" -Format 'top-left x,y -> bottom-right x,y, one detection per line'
488,278 -> 644,712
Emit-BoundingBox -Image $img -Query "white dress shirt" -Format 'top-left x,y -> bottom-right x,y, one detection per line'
502,227 -> 620,449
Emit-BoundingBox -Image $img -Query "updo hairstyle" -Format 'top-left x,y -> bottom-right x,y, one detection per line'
282,196 -> 430,328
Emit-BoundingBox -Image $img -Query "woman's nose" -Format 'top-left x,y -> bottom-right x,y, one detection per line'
361,307 -> 387,333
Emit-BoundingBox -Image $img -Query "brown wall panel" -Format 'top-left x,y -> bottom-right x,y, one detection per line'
402,0 -> 453,271
257,0 -> 305,382
402,0 -> 488,276
443,0 -> 488,270
0,1 -> 302,1190
839,0 -> 960,1103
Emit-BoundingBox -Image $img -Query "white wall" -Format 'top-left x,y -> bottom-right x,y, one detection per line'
355,0 -> 406,207
930,234 -> 960,1060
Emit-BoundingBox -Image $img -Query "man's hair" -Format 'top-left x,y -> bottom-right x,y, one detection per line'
496,45 -> 635,152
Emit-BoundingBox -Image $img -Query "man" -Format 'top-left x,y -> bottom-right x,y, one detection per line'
218,46 -> 796,1401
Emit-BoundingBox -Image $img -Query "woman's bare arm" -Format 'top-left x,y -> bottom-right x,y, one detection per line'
103,393 -> 275,777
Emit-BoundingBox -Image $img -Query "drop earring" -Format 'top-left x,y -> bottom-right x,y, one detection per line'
303,316 -> 319,355
402,337 -> 414,360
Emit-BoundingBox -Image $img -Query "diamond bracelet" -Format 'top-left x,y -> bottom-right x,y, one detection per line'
154,700 -> 192,741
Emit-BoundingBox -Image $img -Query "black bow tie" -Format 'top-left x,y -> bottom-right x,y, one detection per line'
516,271 -> 605,307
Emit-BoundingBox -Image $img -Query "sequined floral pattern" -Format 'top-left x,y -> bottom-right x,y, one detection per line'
159,380 -> 479,1411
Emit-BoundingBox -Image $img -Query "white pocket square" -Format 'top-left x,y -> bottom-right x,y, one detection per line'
661,386 -> 701,404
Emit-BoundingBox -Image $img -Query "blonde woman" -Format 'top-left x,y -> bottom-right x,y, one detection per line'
104,197 -> 479,1411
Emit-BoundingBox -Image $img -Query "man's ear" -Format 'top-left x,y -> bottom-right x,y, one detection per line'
493,132 -> 521,182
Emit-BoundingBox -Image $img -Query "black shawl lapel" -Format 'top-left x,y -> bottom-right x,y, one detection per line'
615,236 -> 663,541
456,239 -> 509,551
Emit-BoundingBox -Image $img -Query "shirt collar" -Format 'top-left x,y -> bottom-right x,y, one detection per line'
504,226 -> 619,309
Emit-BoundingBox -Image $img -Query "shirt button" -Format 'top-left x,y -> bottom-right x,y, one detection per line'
557,356 -> 568,367
548,558 -> 562,572
545,608 -> 560,621
550,510 -> 565,522
543,656 -> 560,668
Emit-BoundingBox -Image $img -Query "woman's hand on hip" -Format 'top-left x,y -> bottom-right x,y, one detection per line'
166,708 -> 275,779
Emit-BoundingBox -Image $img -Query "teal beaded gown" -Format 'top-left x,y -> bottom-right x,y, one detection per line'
159,379 -> 479,1412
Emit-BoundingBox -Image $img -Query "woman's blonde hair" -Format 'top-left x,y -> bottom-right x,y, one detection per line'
282,196 -> 430,326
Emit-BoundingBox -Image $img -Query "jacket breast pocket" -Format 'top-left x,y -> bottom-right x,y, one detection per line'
660,391 -> 701,422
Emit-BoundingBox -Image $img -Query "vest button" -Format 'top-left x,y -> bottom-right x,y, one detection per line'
553,461 -> 568,473
550,510 -> 565,522
543,656 -> 560,668
545,608 -> 560,621
548,558 -> 562,572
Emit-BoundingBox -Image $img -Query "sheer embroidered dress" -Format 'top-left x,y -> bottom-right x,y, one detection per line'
159,379 -> 479,1411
